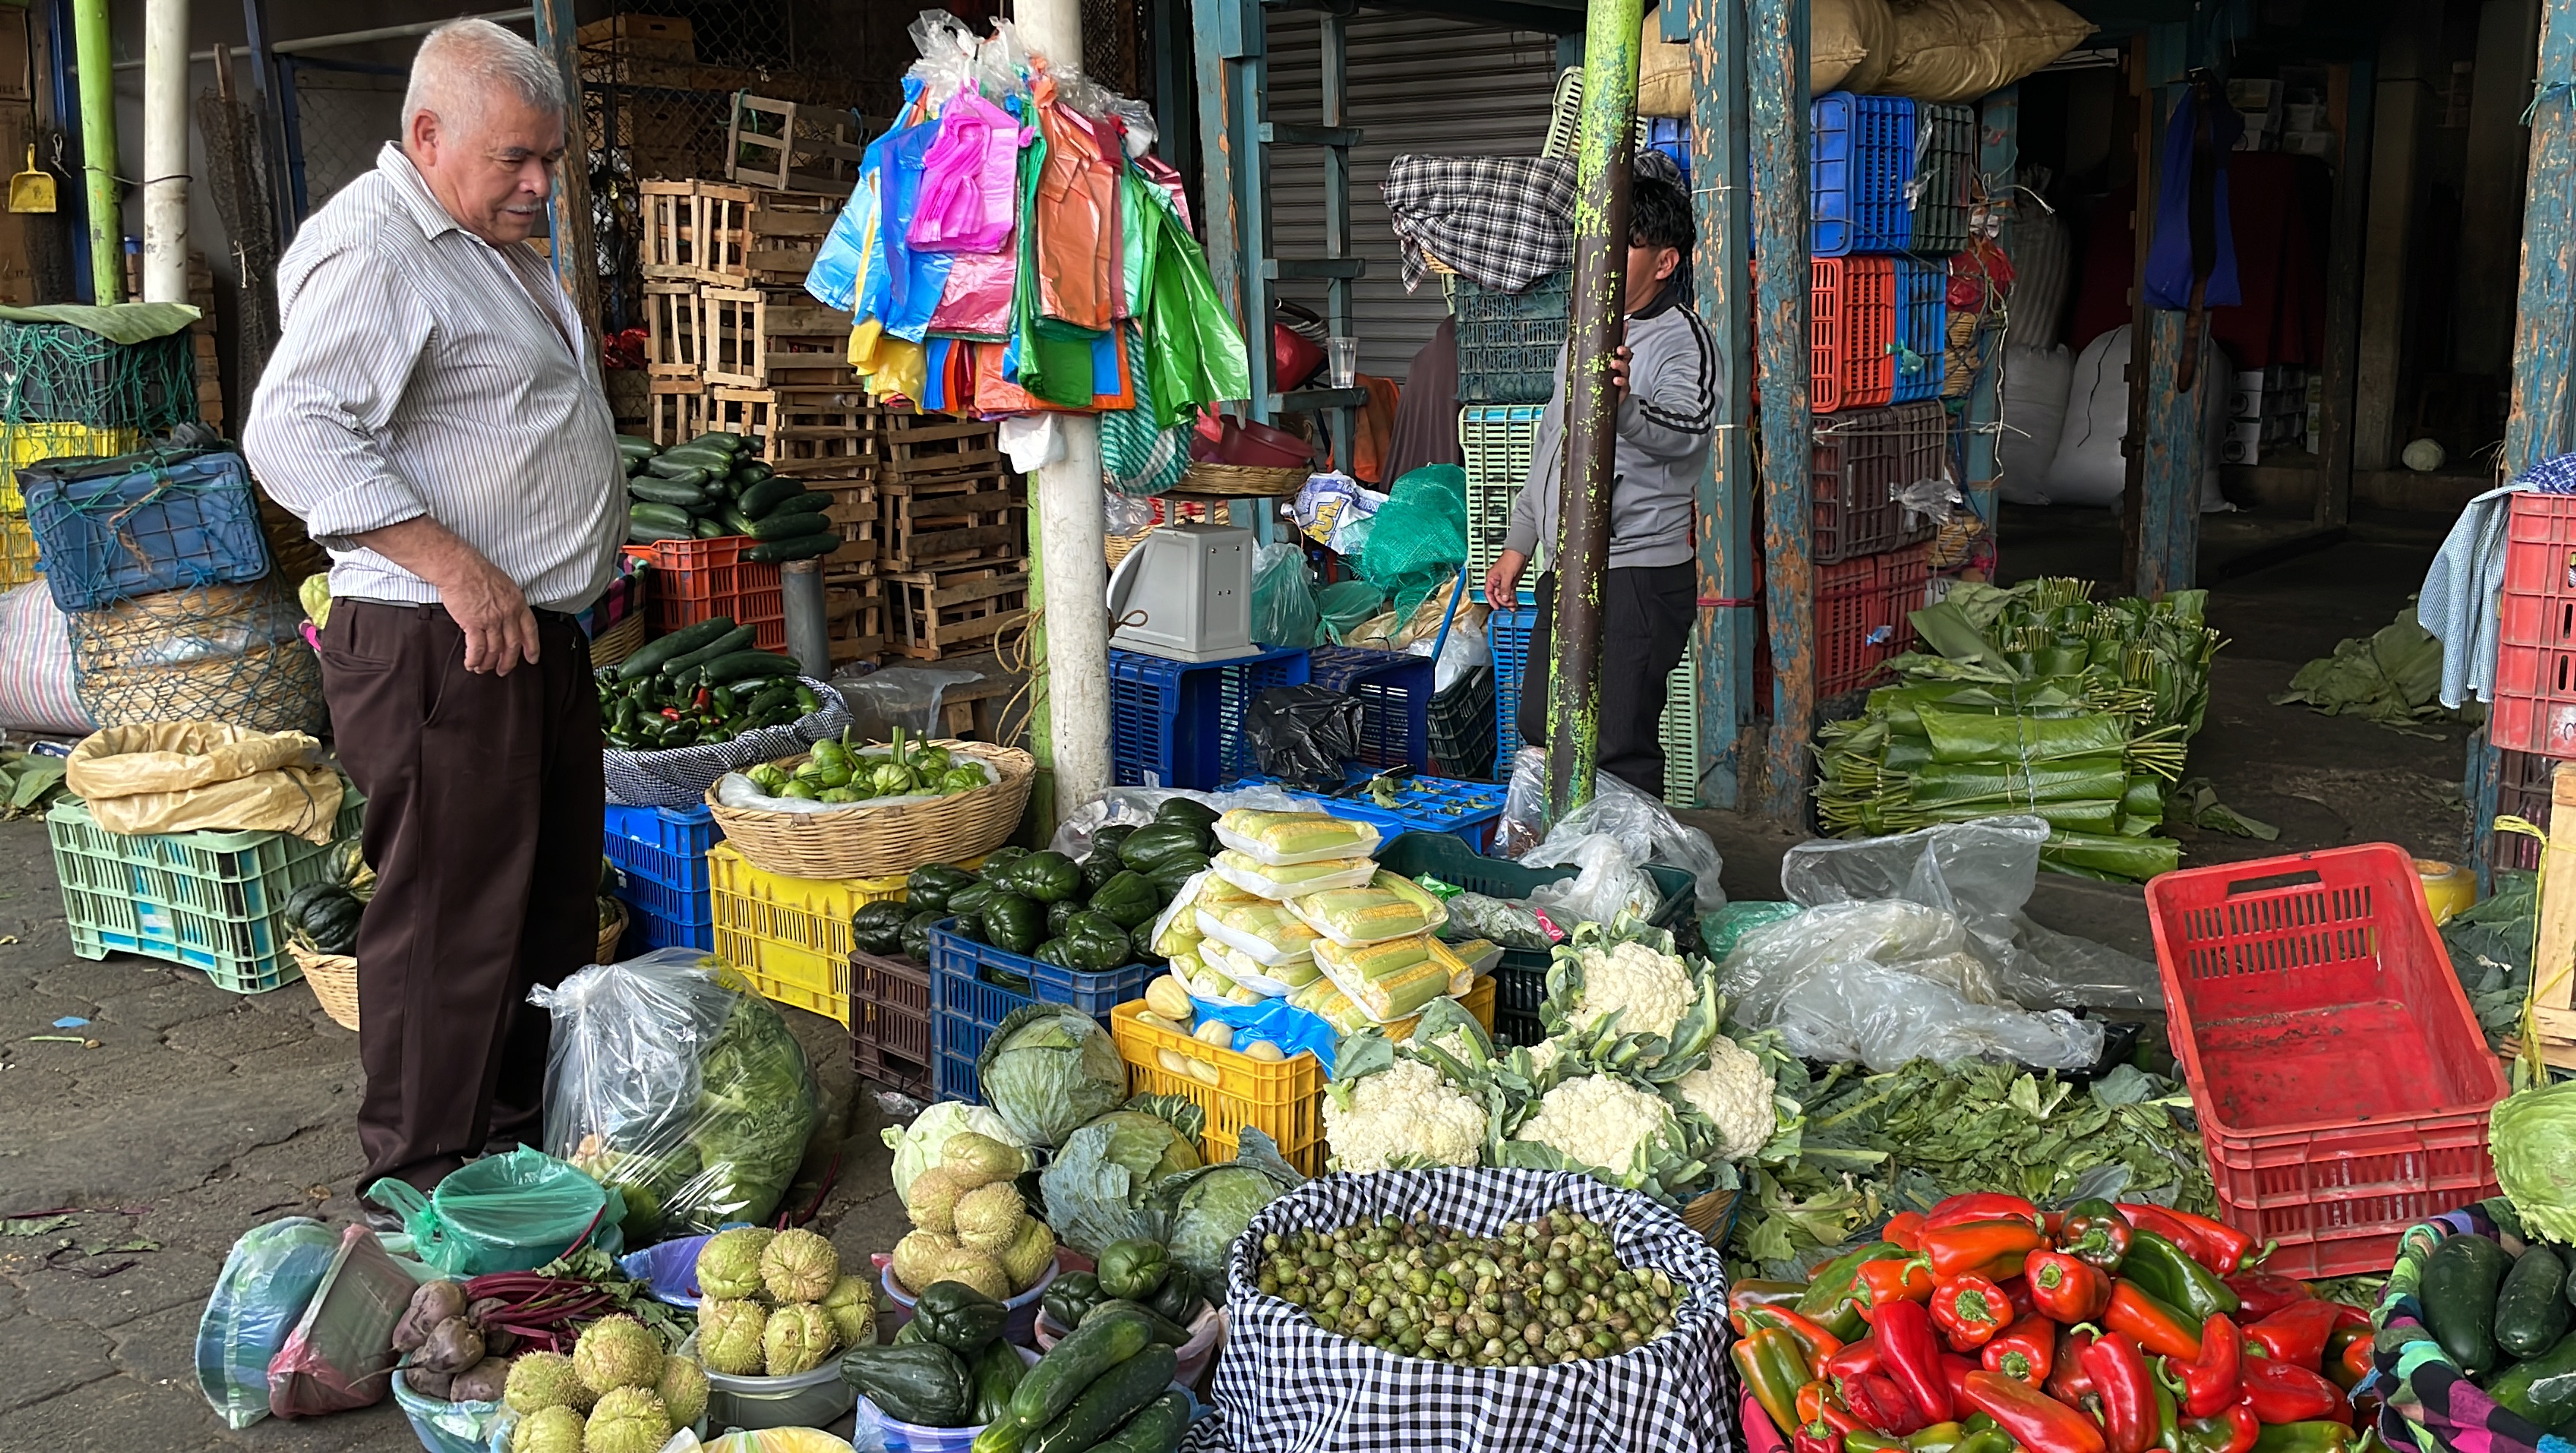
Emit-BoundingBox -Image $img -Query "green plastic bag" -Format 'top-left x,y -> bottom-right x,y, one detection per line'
1251,541 -> 1322,647
1317,579 -> 1388,645
1359,467 -> 1469,620
1139,180 -> 1251,427
366,1147 -> 624,1277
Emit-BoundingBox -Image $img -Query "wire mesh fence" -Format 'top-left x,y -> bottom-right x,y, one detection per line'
277,61 -> 407,220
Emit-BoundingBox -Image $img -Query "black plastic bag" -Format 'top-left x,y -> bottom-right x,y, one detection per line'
1245,685 -> 1362,791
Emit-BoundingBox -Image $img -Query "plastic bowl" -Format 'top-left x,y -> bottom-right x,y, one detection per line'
391,1370 -> 505,1453
1033,1302 -> 1226,1388
852,1345 -> 1208,1452
877,1249 -> 1062,1346
1193,414 -> 1314,470
681,1331 -> 858,1433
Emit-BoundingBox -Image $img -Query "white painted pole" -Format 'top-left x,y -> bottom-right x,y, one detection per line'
141,0 -> 191,303
1012,0 -> 1113,827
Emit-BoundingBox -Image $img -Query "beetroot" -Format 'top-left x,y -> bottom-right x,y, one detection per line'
416,1317 -> 485,1375
403,1367 -> 455,1400
448,1355 -> 512,1404
394,1280 -> 468,1353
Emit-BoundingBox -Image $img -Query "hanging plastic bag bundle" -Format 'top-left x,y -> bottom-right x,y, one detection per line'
908,87 -> 1023,256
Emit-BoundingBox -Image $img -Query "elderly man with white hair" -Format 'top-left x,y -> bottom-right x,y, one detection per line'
244,18 -> 621,1227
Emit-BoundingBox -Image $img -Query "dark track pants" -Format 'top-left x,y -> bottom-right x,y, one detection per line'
1516,565 -> 1696,800
315,600 -> 602,1194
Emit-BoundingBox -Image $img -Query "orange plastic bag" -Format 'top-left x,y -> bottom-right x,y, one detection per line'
1032,83 -> 1123,331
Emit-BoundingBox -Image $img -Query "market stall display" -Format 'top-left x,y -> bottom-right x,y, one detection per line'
621,429 -> 845,563
599,650 -> 852,809
711,731 -> 1036,879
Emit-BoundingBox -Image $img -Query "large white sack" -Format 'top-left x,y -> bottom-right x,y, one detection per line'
1996,343 -> 2072,505
2042,325 -> 2232,511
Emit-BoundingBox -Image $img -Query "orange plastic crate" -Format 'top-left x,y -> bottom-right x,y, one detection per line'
623,536 -> 785,650
1812,256 -> 1895,413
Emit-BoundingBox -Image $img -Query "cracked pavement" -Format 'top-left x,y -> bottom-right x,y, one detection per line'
0,813 -> 912,1448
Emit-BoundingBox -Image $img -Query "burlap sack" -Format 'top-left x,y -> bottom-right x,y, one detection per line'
66,721 -> 345,842
1880,0 -> 2092,102
1636,0 -> 1889,116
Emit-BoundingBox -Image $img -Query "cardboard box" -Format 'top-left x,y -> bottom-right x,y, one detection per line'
2283,130 -> 2335,157
574,14 -> 694,60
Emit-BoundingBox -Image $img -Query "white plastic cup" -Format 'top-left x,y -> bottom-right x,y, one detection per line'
1326,337 -> 1358,388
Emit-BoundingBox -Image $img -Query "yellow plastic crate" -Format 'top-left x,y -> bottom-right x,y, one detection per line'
0,511 -> 37,588
707,842 -> 907,1027
1,422 -> 140,512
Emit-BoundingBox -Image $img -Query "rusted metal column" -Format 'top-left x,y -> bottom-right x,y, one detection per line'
1544,0 -> 1644,820
1745,0 -> 1810,819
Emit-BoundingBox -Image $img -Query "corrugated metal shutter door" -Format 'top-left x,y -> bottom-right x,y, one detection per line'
1265,10 -> 1561,384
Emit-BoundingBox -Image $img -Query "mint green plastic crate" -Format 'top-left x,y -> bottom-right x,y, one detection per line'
49,791 -> 366,994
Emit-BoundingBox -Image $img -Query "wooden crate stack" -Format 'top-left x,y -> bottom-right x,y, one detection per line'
879,411 -> 1028,662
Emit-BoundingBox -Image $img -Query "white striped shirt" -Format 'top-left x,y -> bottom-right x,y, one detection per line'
244,143 -> 623,613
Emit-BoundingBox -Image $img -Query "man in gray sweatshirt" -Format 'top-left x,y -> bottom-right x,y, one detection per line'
1487,174 -> 1715,798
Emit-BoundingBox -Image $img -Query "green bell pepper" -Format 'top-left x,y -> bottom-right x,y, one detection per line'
907,863 -> 980,916
914,1278 -> 1010,1354
1098,1239 -> 1169,1299
851,901 -> 913,957
981,893 -> 1044,955
902,910 -> 943,963
1058,911 -> 1132,972
1118,825 -> 1209,879
1000,850 -> 1082,904
1041,1271 -> 1105,1331
1085,871 -> 1161,930
1046,898 -> 1081,939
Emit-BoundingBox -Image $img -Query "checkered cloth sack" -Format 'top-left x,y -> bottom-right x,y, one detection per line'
601,675 -> 850,808
1182,1166 -> 1737,1453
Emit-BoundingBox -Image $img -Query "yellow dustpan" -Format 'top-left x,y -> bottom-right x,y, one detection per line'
10,146 -> 54,213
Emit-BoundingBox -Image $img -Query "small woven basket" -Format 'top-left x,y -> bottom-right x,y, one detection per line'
588,612 -> 649,670
1175,462 -> 1308,498
596,898 -> 627,964
705,740 -> 1036,879
1107,528 -> 1154,569
293,943 -> 361,1032
1680,1184 -> 1740,1250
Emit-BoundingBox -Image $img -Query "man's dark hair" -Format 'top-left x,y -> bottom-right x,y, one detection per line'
1628,173 -> 1694,255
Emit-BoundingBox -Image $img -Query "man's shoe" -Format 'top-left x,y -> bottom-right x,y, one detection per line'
359,1200 -> 403,1234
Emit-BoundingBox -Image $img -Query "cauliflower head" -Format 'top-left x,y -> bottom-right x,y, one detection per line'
1670,1035 -> 1776,1161
1325,1058 -> 1488,1174
1569,941 -> 1693,1039
1511,1073 -> 1681,1184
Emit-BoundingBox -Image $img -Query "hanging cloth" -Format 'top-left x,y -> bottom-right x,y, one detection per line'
2144,75 -> 2243,391
1101,323 -> 1194,497
908,87 -> 1025,256
1031,81 -> 1123,331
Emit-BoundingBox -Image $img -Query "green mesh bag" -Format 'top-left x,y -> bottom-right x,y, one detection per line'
366,1147 -> 624,1277
1358,465 -> 1468,620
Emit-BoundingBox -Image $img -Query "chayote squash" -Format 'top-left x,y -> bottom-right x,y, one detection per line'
1085,871 -> 1161,930
1117,825 -> 1208,880
1096,1239 -> 1169,1299
981,893 -> 1044,955
902,909 -> 943,963
839,1343 -> 974,1426
907,863 -> 981,916
998,850 -> 1082,904
913,1278 -> 1009,1354
1046,898 -> 1082,940
852,901 -> 913,957
1057,912 -> 1131,973
1040,1271 -> 1104,1331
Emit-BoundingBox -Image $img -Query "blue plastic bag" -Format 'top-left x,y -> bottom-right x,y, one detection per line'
1188,994 -> 1344,1074
195,1216 -> 340,1430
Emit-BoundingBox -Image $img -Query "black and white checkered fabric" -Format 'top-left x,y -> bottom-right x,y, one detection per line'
1381,153 -> 1690,295
600,675 -> 850,808
1181,1167 -> 1737,1453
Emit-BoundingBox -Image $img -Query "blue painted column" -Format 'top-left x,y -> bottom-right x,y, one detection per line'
1961,85 -> 2017,556
1745,0 -> 1811,821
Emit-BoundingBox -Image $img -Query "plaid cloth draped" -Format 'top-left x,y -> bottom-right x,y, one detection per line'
2371,1200 -> 2576,1453
1179,1165 -> 1737,1453
1382,154 -> 1687,295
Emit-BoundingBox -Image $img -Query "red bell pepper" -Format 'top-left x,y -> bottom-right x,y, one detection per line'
2048,1326 -> 2097,1406
1958,1369 -> 2110,1453
1824,1337 -> 1886,1383
2083,1329 -> 2160,1453
1931,1274 -> 2012,1351
2105,1278 -> 2206,1362
1925,1193 -> 2045,1232
2240,1356 -> 2348,1425
2220,1272 -> 2312,1324
1993,1276 -> 2030,1324
1799,1422 -> 1848,1453
2178,1405 -> 2262,1453
2243,1301 -> 2364,1373
2119,1204 -> 2219,1267
1942,1353 -> 1980,1410
1919,1221 -> 2047,1283
1846,1371 -> 1931,1437
2171,1314 -> 2244,1419
1743,1304 -> 1852,1362
2026,1250 -> 2113,1324
2153,1206 -> 2265,1276
2058,1200 -> 2136,1272
1982,1312 -> 2056,1386
1857,1258 -> 1939,1318
1884,1210 -> 1928,1253
2324,1327 -> 2371,1394
1873,1299 -> 1955,1424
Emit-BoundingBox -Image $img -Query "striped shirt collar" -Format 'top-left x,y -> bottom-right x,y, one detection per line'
374,142 -> 471,244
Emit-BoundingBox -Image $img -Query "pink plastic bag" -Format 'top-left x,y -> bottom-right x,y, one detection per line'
929,246 -> 1017,336
266,1223 -> 417,1418
908,89 -> 1022,256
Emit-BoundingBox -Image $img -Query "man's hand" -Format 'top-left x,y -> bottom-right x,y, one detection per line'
1486,549 -> 1528,611
345,515 -> 541,675
1609,344 -> 1633,400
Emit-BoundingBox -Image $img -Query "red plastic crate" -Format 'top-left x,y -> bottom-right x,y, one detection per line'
2490,746 -> 2553,874
2491,494 -> 2576,756
1812,402 -> 1945,563
1812,256 -> 1894,414
623,536 -> 786,650
2144,844 -> 2509,1278
1815,542 -> 1929,695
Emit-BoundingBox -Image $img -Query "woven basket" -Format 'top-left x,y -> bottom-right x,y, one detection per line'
596,898 -> 627,964
705,740 -> 1036,879
1175,462 -> 1308,498
293,943 -> 361,1032
588,612 -> 648,669
1679,1184 -> 1740,1250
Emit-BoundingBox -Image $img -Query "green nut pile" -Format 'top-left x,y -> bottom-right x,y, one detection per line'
1252,1208 -> 1681,1367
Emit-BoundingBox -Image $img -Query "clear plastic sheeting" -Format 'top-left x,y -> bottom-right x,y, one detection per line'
1779,815 -> 2161,1010
1046,783 -> 1311,859
829,665 -> 982,744
1494,746 -> 1728,909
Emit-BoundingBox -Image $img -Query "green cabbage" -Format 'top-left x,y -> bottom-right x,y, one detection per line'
2493,1081 -> 2576,1243
1039,1105 -> 1206,1257
1152,1128 -> 1306,1286
880,1103 -> 1022,1209
975,1006 -> 1128,1150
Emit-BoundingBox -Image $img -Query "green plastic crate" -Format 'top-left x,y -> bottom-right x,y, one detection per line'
49,790 -> 366,994
1658,642 -> 1698,809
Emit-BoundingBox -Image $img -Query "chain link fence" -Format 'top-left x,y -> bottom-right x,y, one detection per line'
277,60 -> 408,222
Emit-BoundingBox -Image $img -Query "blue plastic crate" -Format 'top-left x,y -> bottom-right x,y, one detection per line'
1233,770 -> 1509,852
603,802 -> 722,896
1811,91 -> 1917,256
1109,645 -> 1311,789
617,870 -> 712,934
1453,273 -> 1570,404
21,446 -> 272,612
928,922 -> 1153,1075
629,903 -> 715,953
937,1051 -> 981,1103
1490,607 -> 1536,769
1306,645 -> 1433,770
1644,117 -> 1690,185
1890,258 -> 1950,404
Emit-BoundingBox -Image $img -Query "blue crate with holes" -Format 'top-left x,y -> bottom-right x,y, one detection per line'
22,446 -> 271,612
1232,770 -> 1510,852
1811,91 -> 1917,256
1490,607 -> 1537,768
1305,645 -> 1433,770
1890,257 -> 1950,403
604,802 -> 717,952
1109,645 -> 1311,789
929,922 -> 1153,1102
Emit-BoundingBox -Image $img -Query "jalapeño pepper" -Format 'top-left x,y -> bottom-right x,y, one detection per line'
2124,1231 -> 2243,1322
2060,1200 -> 2136,1272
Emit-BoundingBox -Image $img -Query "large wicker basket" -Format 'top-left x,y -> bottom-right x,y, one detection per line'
1175,462 -> 1308,498
705,740 -> 1035,879
588,612 -> 648,669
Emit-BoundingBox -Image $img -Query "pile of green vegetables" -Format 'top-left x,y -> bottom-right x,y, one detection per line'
621,430 -> 844,563
853,798 -> 1221,972
599,615 -> 815,751
2413,1084 -> 2576,1430
1254,1207 -> 1680,1366
842,1282 -> 1192,1453
1811,578 -> 2221,882
749,729 -> 989,805
1042,1240 -> 1209,1340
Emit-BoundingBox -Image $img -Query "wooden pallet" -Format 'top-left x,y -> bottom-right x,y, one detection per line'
638,181 -> 714,280
741,192 -> 841,285
726,94 -> 865,193
878,413 -> 1008,490
700,286 -> 861,388
826,577 -> 886,664
890,566 -> 1029,661
648,380 -> 705,446
882,479 -> 1025,571
701,287 -> 763,387
643,282 -> 702,378
820,483 -> 881,574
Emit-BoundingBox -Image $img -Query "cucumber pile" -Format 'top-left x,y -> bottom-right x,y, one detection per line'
618,432 -> 845,563
839,1297 -> 1188,1453
597,615 -> 817,751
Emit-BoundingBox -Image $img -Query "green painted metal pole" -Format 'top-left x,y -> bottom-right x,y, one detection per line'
1544,0 -> 1643,821
1687,0 -> 1752,810
72,0 -> 121,303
